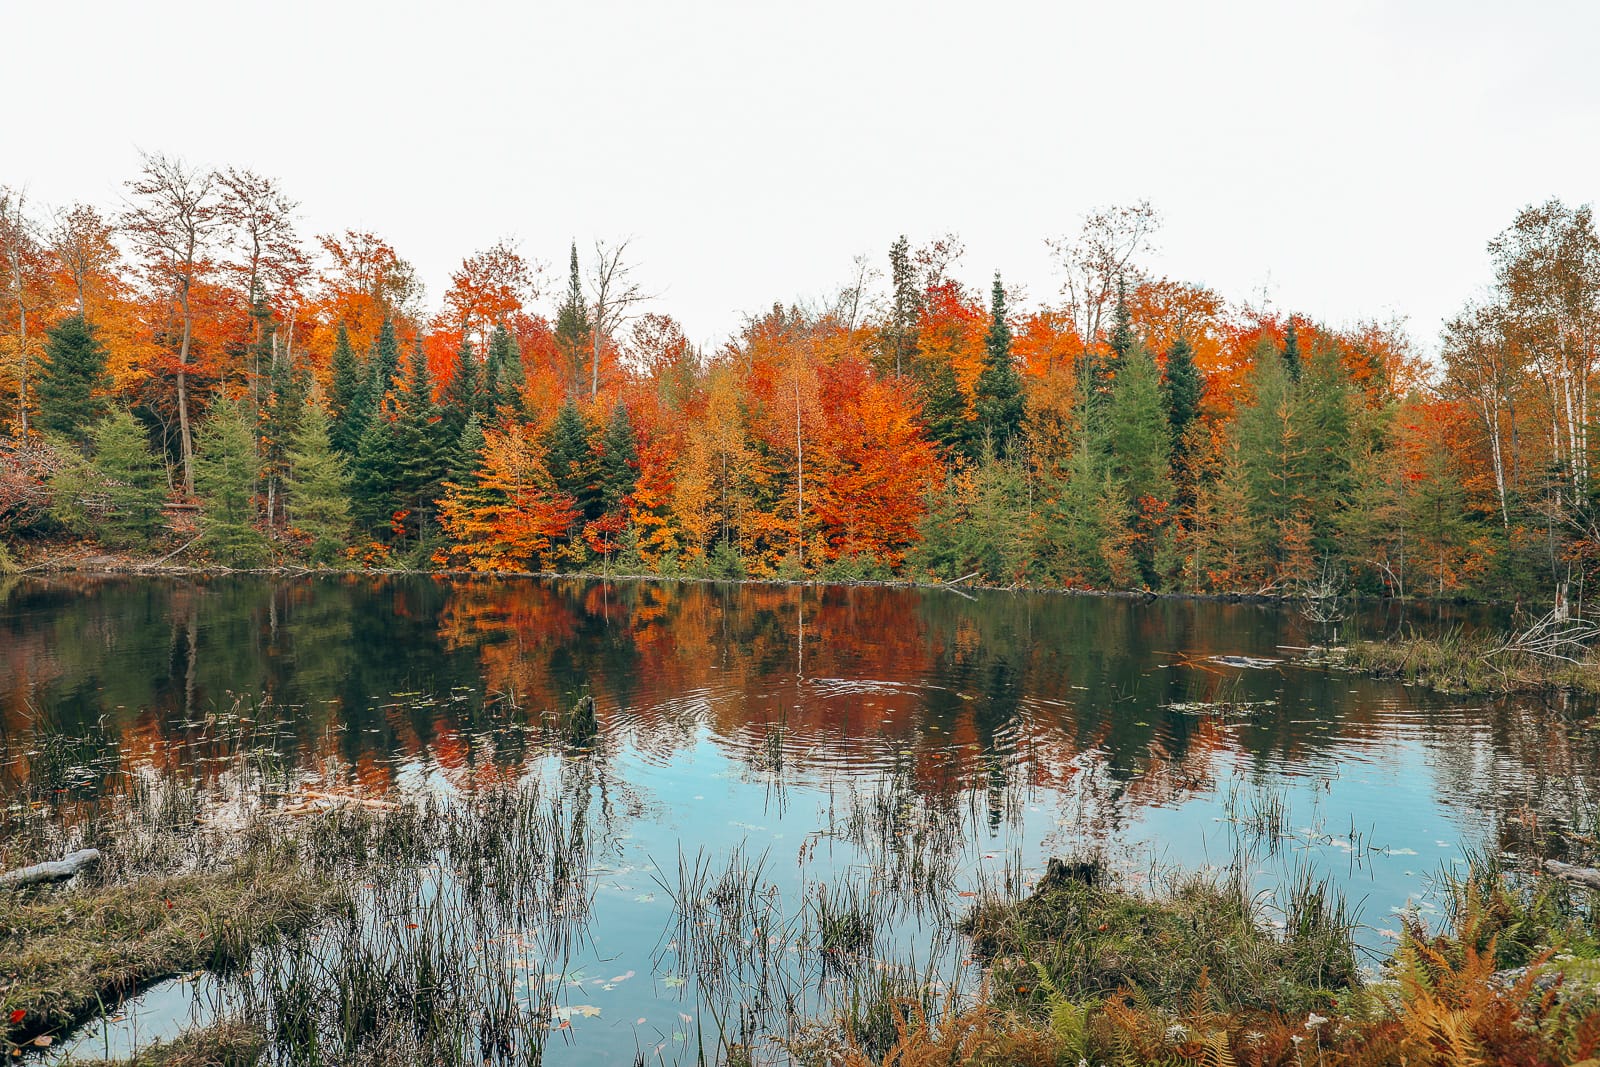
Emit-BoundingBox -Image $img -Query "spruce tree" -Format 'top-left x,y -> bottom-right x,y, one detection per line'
885,235 -> 921,377
391,338 -> 446,539
447,412 -> 486,486
90,410 -> 166,546
918,359 -> 975,462
599,404 -> 639,512
195,397 -> 269,566
1107,342 -> 1173,510
369,315 -> 401,411
284,398 -> 352,563
1161,331 -> 1204,458
1281,319 -> 1302,382
545,400 -> 600,525
442,335 -> 481,440
554,242 -> 591,393
37,315 -> 110,442
1299,339 -> 1355,555
329,323 -> 368,455
974,273 -> 1024,458
1107,276 -> 1135,361
484,322 -> 525,417
350,414 -> 402,535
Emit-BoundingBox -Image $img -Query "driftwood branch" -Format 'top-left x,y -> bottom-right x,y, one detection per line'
1543,859 -> 1600,891
0,848 -> 101,889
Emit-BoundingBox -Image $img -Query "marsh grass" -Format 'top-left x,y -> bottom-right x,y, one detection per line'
1344,626 -> 1600,695
59,1018 -> 266,1067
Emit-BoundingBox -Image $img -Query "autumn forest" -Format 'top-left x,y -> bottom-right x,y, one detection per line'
1,154 -> 1593,603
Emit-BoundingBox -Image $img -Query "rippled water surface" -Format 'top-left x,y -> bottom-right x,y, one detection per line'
3,576 -> 1594,1063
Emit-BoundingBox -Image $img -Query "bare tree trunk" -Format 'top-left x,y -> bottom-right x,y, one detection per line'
176,283 -> 196,495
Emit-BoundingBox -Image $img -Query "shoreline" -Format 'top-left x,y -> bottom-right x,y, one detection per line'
7,545 -> 1501,611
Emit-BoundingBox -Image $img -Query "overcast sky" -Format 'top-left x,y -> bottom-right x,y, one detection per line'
8,0 -> 1598,355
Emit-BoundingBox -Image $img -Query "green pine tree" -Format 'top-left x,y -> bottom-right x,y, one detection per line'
918,358 -> 976,462
90,410 -> 167,546
1281,319 -> 1302,382
369,315 -> 401,412
285,397 -> 353,564
975,273 -> 1024,457
329,323 -> 368,455
447,412 -> 486,486
1107,275 -> 1135,361
442,335 -> 481,440
390,338 -> 446,540
1161,331 -> 1204,459
599,404 -> 639,512
196,397 -> 269,566
1298,339 -> 1355,555
546,400 -> 600,526
37,315 -> 111,442
350,414 -> 402,536
484,322 -> 525,417
554,242 -> 591,394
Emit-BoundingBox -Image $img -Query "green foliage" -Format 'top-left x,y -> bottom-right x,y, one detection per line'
36,316 -> 110,442
195,398 -> 269,566
328,323 -> 367,456
91,411 -> 167,547
598,404 -> 638,512
554,242 -> 591,391
349,415 -> 401,536
369,316 -> 400,407
1161,332 -> 1204,460
1281,318 -> 1302,381
917,358 -> 975,462
545,400 -> 599,525
482,323 -> 524,417
441,336 -> 480,440
974,273 -> 1024,458
285,399 -> 352,563
1045,441 -> 1133,588
913,445 -> 1035,584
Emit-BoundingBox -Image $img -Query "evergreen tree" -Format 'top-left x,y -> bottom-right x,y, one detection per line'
89,410 -> 166,546
350,414 -> 402,536
884,235 -> 921,377
261,322 -> 309,528
1298,340 -> 1355,555
1234,341 -> 1313,584
1107,275 -> 1135,361
1106,342 -> 1173,585
37,315 -> 110,442
599,404 -> 639,512
285,398 -> 353,563
974,273 -> 1024,457
1047,441 -> 1134,588
391,338 -> 446,539
195,397 -> 269,566
483,322 -> 524,417
545,400 -> 600,525
1281,319 -> 1302,382
1161,331 -> 1204,459
912,443 -> 1035,583
369,315 -> 401,412
918,359 -> 976,462
554,242 -> 591,393
442,335 -> 481,440
447,412 -> 486,486
1107,342 -> 1172,509
329,323 -> 368,455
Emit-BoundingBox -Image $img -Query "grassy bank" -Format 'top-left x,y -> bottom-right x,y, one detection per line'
1343,627 -> 1600,695
812,857 -> 1600,1067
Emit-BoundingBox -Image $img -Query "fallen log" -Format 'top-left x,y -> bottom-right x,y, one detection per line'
0,848 -> 101,889
1543,859 -> 1600,891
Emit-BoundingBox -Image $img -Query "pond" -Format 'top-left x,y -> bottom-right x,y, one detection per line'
2,575 -> 1593,1063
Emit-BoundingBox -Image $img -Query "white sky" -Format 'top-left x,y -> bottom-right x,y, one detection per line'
8,0 -> 1598,356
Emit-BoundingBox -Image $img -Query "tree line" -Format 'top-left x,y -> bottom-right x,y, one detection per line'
1,155 -> 1593,604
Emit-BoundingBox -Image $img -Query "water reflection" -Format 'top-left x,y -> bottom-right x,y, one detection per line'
4,576 -> 1599,1063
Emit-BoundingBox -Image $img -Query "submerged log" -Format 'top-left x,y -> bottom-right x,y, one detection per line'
563,695 -> 599,745
0,848 -> 101,889
1543,859 -> 1600,891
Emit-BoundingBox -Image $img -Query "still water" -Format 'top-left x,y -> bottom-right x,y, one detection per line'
1,575 -> 1593,1062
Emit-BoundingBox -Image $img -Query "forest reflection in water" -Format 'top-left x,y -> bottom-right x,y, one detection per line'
2,575 -> 1597,1063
